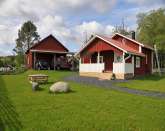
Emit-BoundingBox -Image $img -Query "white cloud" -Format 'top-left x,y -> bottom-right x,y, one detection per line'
0,23 -> 19,56
73,21 -> 113,45
0,0 -> 163,55
0,0 -> 116,18
125,0 -> 165,5
36,15 -> 72,46
0,0 -> 117,55
37,17 -> 114,46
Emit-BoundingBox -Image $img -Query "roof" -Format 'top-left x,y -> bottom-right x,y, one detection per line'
26,34 -> 69,54
77,33 -> 148,57
98,35 -> 145,57
112,33 -> 154,50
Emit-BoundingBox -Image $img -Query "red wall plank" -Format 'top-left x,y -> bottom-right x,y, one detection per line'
134,48 -> 152,75
113,35 -> 139,51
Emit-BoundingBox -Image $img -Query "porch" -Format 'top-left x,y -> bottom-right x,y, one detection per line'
79,50 -> 135,79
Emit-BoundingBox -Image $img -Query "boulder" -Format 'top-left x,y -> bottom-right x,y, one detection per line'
49,81 -> 70,93
32,82 -> 39,91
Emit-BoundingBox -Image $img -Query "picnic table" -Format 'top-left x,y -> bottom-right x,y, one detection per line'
28,74 -> 48,83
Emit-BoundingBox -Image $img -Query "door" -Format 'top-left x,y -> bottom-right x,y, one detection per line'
102,51 -> 114,71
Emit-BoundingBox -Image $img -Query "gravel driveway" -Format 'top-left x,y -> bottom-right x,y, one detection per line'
64,74 -> 165,99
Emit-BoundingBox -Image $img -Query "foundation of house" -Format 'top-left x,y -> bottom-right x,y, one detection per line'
115,73 -> 134,79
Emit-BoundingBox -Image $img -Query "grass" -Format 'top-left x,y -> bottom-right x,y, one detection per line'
118,74 -> 165,93
1,70 -> 165,130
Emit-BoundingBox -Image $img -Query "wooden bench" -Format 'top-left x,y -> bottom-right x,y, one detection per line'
28,74 -> 48,84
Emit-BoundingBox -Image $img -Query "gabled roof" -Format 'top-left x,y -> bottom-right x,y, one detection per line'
26,34 -> 69,53
98,35 -> 145,56
112,33 -> 154,50
77,34 -> 146,57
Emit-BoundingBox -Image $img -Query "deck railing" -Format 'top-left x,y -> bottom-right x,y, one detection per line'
79,63 -> 105,73
113,62 -> 134,74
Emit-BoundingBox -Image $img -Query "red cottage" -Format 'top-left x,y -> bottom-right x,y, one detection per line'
77,33 -> 154,79
25,35 -> 70,70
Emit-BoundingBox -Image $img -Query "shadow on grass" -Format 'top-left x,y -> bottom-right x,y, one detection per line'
0,76 -> 22,131
49,90 -> 76,95
46,81 -> 55,85
134,73 -> 165,81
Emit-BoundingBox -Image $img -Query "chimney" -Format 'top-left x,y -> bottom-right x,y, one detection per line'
131,31 -> 135,40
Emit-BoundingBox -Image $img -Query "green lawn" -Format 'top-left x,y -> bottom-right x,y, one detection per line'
1,70 -> 165,131
118,74 -> 165,93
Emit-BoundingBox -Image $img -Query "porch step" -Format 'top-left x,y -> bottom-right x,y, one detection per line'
99,72 -> 113,80
79,72 -> 113,80
79,72 -> 100,78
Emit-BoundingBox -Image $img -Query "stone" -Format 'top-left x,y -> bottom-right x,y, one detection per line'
32,82 -> 39,91
49,81 -> 70,93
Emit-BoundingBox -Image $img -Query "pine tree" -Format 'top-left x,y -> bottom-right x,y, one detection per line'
14,21 -> 40,65
14,21 -> 40,54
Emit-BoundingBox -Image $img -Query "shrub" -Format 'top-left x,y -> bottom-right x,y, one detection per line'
0,67 -> 27,75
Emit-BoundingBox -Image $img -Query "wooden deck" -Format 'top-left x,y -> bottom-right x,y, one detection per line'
79,72 -> 112,80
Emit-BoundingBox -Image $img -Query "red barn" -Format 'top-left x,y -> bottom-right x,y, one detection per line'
25,35 -> 70,70
77,33 -> 154,79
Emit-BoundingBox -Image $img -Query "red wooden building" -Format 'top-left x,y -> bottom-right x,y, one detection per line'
77,33 -> 154,79
25,35 -> 70,69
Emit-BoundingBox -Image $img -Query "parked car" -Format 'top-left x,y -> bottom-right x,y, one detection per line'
55,57 -> 72,70
36,60 -> 50,70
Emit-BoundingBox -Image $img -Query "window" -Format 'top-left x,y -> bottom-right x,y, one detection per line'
99,56 -> 103,63
136,57 -> 140,68
114,54 -> 123,63
116,56 -> 123,63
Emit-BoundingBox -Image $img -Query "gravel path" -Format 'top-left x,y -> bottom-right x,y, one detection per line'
64,74 -> 165,99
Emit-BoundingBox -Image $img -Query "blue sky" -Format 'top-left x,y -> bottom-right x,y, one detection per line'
0,0 -> 164,56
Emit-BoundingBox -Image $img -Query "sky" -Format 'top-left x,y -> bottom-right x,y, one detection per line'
0,0 -> 164,56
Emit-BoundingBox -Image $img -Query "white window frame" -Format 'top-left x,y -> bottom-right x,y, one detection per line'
136,57 -> 141,68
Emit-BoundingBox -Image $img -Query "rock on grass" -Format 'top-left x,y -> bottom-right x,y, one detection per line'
49,81 -> 70,93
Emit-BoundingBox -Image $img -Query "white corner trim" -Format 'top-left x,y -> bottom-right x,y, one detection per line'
139,45 -> 142,53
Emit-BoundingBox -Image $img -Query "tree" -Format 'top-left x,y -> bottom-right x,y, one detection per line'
137,8 -> 165,51
14,21 -> 40,65
0,59 -> 3,67
14,21 -> 40,54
